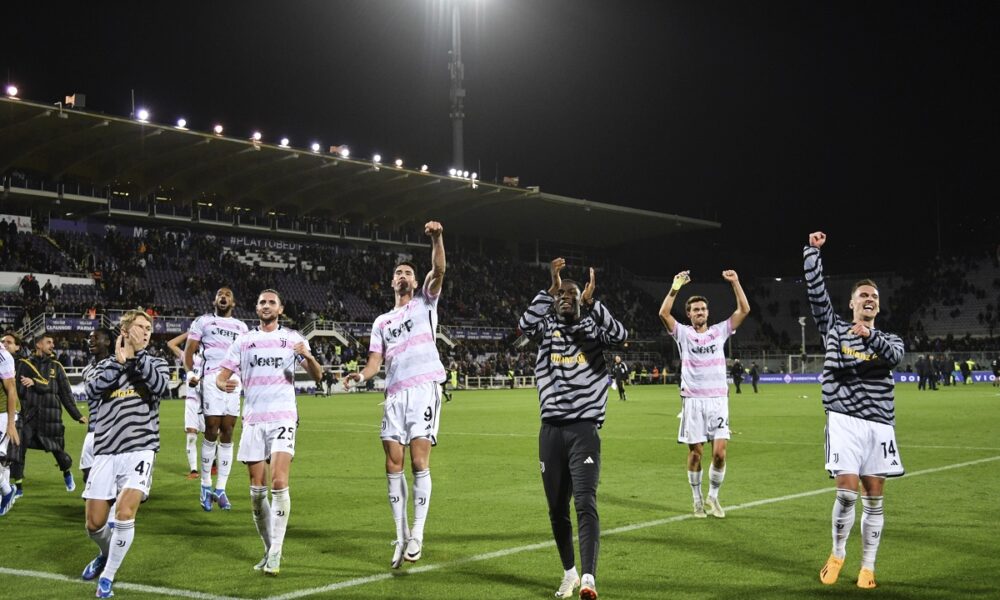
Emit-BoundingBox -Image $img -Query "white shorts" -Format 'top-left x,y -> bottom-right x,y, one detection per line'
381,382 -> 442,446
82,450 -> 156,501
202,378 -> 241,417
80,432 -> 96,470
825,411 -> 904,478
238,420 -> 297,463
677,396 -> 731,445
185,389 -> 205,432
0,413 -> 16,463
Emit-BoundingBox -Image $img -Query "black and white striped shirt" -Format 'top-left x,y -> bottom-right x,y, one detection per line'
804,246 -> 904,426
519,291 -> 627,427
82,358 -> 101,434
86,351 -> 170,455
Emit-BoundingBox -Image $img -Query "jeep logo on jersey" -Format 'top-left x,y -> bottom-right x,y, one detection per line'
253,355 -> 283,368
690,344 -> 717,355
388,319 -> 414,339
214,328 -> 240,341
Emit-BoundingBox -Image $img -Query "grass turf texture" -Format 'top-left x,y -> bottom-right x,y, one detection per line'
2,383 -> 998,599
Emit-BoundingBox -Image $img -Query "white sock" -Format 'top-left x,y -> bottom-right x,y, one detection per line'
860,496 -> 884,570
411,470 -> 432,542
270,488 -> 291,553
87,523 -> 112,557
565,566 -> 578,579
0,466 -> 11,495
102,519 -> 135,581
688,470 -> 703,502
831,488 -> 858,558
250,486 -> 271,552
200,439 -> 217,486
708,465 -> 726,500
582,573 -> 595,588
185,433 -> 198,472
387,472 -> 408,543
215,443 -> 233,491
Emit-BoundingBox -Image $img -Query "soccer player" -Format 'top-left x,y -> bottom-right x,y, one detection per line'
519,258 -> 627,600
216,289 -> 322,575
805,231 -> 905,590
658,268 -> 750,519
79,328 -> 113,485
168,332 -> 202,478
80,309 -> 170,598
0,334 -> 21,515
344,220 -> 447,570
612,355 -> 628,401
185,287 -> 248,511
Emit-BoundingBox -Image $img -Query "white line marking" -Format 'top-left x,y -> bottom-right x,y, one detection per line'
263,454 -> 1000,599
0,567 -> 245,600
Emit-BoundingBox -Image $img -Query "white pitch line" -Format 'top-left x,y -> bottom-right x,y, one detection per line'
263,454 -> 1000,600
0,567 -> 246,600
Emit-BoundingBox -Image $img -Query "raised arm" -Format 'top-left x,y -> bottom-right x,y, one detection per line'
423,221 -> 446,297
293,341 -> 323,383
166,332 -> 188,361
803,231 -> 837,335
132,353 -> 170,400
581,267 -> 627,345
722,270 -> 751,329
658,270 -> 690,335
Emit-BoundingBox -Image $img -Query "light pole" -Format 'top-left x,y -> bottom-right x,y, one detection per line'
449,2 -> 466,170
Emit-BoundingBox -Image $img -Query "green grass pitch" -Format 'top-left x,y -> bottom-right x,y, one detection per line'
2,383 -> 998,599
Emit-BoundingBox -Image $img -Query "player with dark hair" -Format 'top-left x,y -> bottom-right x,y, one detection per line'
79,327 -> 113,485
519,258 -> 627,600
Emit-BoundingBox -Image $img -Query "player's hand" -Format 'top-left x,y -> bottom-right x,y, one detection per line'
582,267 -> 596,305
6,422 -> 19,447
809,231 -> 826,248
549,258 -> 565,295
79,415 -> 88,425
850,322 -> 871,338
222,378 -> 238,393
722,270 -> 739,283
126,325 -> 145,352
19,375 -> 34,387
187,374 -> 200,386
293,341 -> 313,360
672,270 -> 691,291
342,372 -> 363,389
425,221 -> 443,238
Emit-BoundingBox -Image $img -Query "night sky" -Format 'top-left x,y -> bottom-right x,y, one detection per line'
5,1 -> 997,276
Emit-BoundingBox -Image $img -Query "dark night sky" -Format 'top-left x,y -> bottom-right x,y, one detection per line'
4,1 -> 997,275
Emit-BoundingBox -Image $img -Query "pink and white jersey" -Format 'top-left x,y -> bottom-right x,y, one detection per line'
0,346 -> 14,380
670,320 -> 733,398
188,314 -> 249,377
370,286 -> 446,395
221,326 -> 307,425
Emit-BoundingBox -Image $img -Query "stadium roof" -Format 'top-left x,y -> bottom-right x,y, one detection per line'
0,97 -> 719,247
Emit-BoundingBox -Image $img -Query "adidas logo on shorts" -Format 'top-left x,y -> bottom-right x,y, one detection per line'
584,456 -> 595,465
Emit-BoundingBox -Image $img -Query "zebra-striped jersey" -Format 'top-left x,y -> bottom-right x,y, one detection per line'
804,246 -> 904,426
86,351 -> 170,455
519,291 -> 627,427
81,358 -> 103,433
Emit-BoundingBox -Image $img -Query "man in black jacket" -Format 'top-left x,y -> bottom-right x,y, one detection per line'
11,333 -> 87,495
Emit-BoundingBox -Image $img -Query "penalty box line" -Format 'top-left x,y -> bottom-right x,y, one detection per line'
264,454 -> 1000,600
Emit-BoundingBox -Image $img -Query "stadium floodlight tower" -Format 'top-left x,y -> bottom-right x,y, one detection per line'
449,1 -> 466,170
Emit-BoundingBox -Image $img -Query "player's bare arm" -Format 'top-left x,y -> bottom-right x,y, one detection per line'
216,367 -> 238,392
294,341 -> 323,383
723,270 -> 751,329
809,231 -> 826,248
548,258 -> 566,295
182,334 -> 201,385
424,221 -> 446,296
659,270 -> 690,333
4,378 -> 19,446
166,332 -> 187,360
344,351 -> 384,388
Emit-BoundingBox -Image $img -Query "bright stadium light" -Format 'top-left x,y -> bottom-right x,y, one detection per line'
420,164 -> 429,172
136,108 -> 150,122
252,131 -> 262,141
394,158 -> 403,168
448,168 -> 457,176
373,154 -> 382,163
175,118 -> 187,129
310,142 -> 321,152
462,170 -> 470,178
339,146 -> 350,158
5,85 -> 18,98
470,172 -> 478,180
280,137 -> 290,147
213,124 -> 224,135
